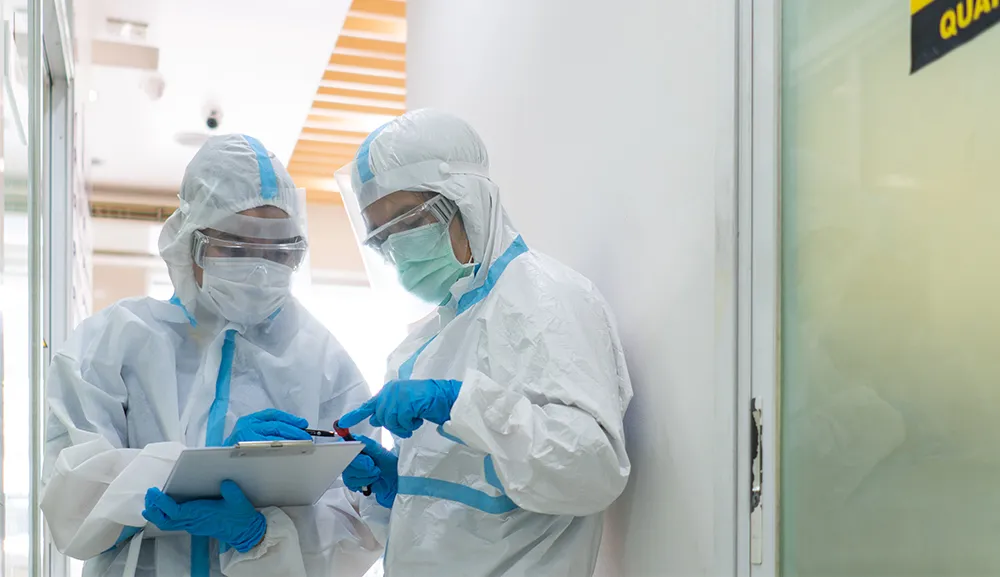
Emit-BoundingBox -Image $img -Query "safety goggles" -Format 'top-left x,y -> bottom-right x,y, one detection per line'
363,194 -> 458,253
191,230 -> 307,270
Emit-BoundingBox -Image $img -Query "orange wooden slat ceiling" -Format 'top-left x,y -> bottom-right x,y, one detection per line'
288,0 -> 406,204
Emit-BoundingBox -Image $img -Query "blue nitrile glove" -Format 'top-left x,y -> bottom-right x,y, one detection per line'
142,480 -> 266,553
342,435 -> 398,509
224,408 -> 312,446
338,379 -> 463,438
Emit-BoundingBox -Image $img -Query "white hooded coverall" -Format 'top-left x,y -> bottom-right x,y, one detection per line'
336,110 -> 633,577
42,135 -> 387,577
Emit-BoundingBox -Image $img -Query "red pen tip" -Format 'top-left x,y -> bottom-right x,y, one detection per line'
333,420 -> 351,439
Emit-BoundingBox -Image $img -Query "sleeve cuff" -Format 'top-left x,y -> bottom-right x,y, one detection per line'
229,508 -> 284,561
444,369 -> 514,455
220,507 -> 306,577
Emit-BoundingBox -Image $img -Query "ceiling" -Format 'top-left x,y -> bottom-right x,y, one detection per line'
75,0 -> 408,298
286,0 -> 406,203
78,0 -> 353,191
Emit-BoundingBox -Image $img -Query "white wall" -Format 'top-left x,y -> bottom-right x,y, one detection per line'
407,1 -> 739,575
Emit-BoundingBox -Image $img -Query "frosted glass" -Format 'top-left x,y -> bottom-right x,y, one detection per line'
779,1 -> 1000,575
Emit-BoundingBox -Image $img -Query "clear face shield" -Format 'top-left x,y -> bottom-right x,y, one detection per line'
335,162 -> 442,321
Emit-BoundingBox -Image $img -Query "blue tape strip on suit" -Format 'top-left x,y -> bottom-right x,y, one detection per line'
242,135 -> 278,200
397,476 -> 517,515
397,236 -> 529,381
483,455 -> 506,493
191,537 -> 210,577
193,328 -> 238,577
457,236 -> 527,315
397,337 -> 435,381
355,122 -> 390,184
205,330 -> 237,447
168,294 -> 197,326
436,424 -> 466,446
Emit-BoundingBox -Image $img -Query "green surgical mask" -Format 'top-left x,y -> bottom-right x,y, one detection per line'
384,222 -> 473,305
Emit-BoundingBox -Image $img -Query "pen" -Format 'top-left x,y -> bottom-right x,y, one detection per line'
305,422 -> 371,496
303,428 -> 340,438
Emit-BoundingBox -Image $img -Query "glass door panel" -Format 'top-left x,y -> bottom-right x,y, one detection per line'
779,1 -> 1000,575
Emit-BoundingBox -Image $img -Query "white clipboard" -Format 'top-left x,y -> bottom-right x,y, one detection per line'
162,440 -> 363,508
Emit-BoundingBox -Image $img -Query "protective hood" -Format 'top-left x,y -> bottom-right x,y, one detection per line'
158,134 -> 306,316
335,109 -> 520,297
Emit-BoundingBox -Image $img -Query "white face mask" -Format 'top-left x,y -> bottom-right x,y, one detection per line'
198,257 -> 293,326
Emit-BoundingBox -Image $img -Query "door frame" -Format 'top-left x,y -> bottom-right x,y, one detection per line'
737,0 -> 781,576
30,0 -> 75,574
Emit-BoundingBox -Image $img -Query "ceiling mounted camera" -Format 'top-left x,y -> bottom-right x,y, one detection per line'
202,101 -> 223,130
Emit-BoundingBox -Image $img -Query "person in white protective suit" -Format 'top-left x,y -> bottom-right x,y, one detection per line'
334,109 -> 633,577
41,134 -> 387,577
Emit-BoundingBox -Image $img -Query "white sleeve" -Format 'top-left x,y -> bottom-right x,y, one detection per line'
220,507 -> 306,577
443,289 -> 632,517
221,494 -> 389,577
223,344 -> 386,577
223,486 -> 385,577
41,310 -> 185,559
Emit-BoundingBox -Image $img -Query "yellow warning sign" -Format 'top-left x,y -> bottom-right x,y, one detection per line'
911,0 -> 1000,72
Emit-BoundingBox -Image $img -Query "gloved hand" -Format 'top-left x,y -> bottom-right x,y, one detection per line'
342,435 -> 398,509
338,379 -> 462,438
142,480 -> 266,553
224,408 -> 312,446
